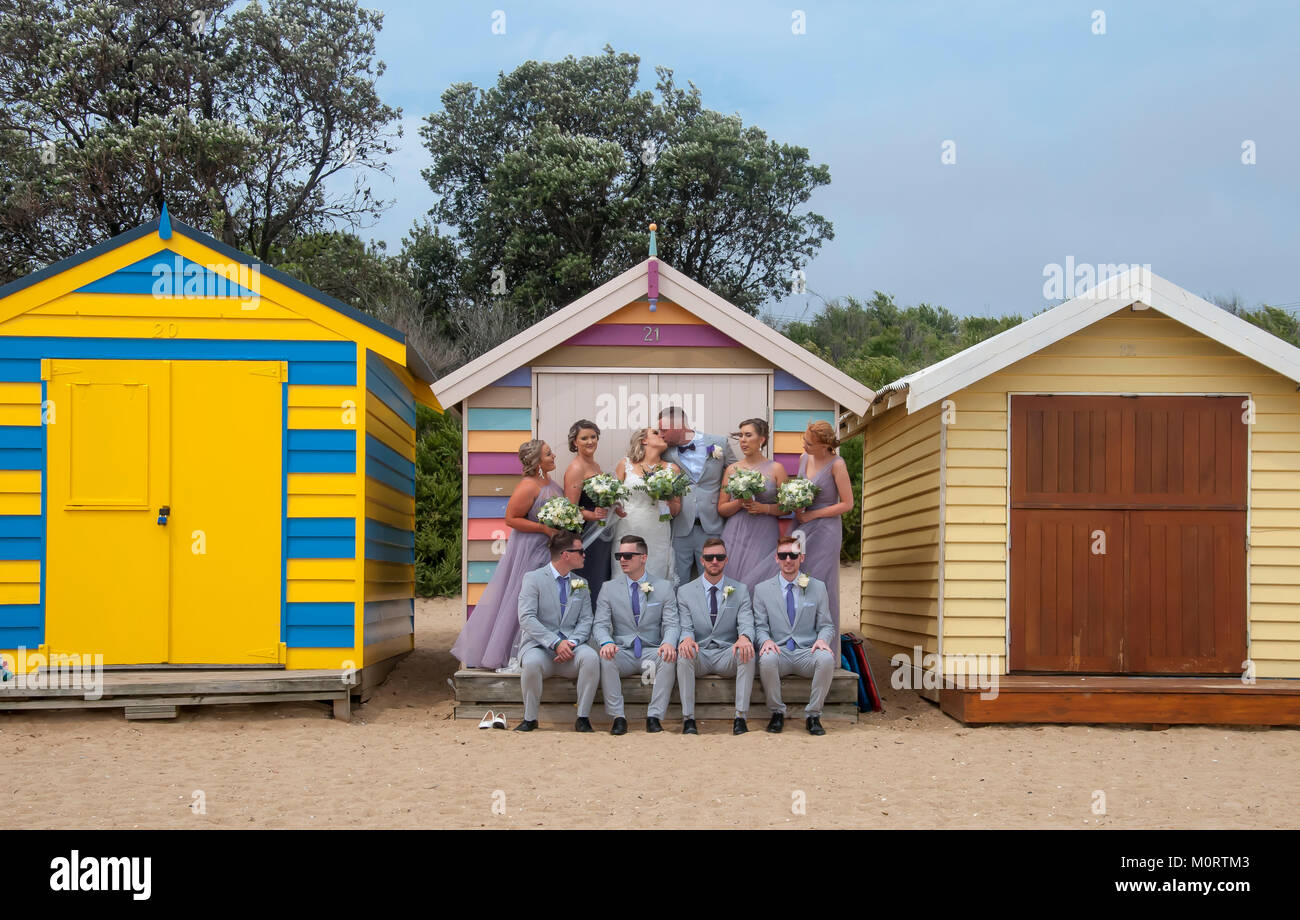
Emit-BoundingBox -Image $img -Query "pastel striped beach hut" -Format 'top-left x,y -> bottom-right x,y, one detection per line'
433,247 -> 874,622
0,208 -> 440,691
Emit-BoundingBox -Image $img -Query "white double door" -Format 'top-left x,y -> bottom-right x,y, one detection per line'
534,371 -> 770,474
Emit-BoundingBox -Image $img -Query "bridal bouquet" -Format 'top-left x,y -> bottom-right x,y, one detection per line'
537,496 -> 584,533
725,467 -> 767,501
777,476 -> 820,513
581,473 -> 629,526
639,465 -> 692,522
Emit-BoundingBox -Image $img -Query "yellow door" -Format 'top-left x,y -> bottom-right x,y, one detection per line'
168,360 -> 282,663
45,359 -> 284,665
45,360 -> 172,663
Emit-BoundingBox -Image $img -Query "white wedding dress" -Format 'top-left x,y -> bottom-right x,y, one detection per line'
610,459 -> 676,583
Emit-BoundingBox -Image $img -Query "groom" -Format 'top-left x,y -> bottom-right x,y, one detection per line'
659,405 -> 733,586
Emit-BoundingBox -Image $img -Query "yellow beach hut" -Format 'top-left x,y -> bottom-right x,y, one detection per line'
854,269 -> 1300,725
0,208 -> 439,705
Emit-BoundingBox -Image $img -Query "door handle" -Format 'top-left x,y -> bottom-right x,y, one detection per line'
157,506 -> 171,525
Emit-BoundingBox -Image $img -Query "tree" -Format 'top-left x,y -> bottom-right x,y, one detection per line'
0,0 -> 400,281
417,46 -> 832,322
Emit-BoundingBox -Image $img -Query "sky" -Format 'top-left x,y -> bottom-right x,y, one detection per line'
353,0 -> 1300,323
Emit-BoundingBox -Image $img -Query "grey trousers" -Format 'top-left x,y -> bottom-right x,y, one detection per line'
676,645 -> 755,717
758,647 -> 835,716
600,647 -> 677,719
521,645 -> 599,721
671,523 -> 717,587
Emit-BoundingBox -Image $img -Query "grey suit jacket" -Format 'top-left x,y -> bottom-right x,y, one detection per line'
594,572 -> 680,651
517,566 -> 594,657
677,576 -> 754,648
753,573 -> 835,650
664,432 -> 734,537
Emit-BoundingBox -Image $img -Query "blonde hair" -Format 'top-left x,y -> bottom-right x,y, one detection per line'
518,439 -> 546,476
806,420 -> 839,452
628,428 -> 650,464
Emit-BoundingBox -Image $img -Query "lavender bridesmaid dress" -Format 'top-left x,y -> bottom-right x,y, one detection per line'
451,479 -> 562,669
796,453 -> 845,645
720,460 -> 781,593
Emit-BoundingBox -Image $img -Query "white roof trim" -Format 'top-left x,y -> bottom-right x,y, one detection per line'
433,258 -> 875,414
898,268 -> 1300,414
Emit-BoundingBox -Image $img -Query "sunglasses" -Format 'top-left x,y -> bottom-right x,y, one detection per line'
614,551 -> 646,560
702,553 -> 727,562
776,551 -> 802,560
562,547 -> 586,556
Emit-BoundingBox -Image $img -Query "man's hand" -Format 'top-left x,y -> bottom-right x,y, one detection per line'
678,636 -> 698,660
811,638 -> 832,654
760,639 -> 780,657
599,643 -> 618,660
734,635 -> 755,663
553,639 -> 575,662
658,642 -> 677,663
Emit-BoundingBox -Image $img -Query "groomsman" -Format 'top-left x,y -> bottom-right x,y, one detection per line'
515,532 -> 601,732
754,535 -> 836,736
659,406 -> 734,586
595,535 -> 679,735
676,537 -> 756,735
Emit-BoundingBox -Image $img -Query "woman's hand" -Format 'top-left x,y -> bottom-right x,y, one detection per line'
593,506 -> 608,520
795,508 -> 814,524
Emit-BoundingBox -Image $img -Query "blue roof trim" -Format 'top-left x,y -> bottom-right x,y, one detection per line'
0,215 -> 438,383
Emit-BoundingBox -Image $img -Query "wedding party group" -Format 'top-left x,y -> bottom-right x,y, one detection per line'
451,406 -> 855,734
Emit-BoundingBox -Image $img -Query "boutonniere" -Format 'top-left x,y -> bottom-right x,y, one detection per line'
796,573 -> 811,589
569,577 -> 587,591
639,582 -> 654,596
722,585 -> 736,599
709,444 -> 725,461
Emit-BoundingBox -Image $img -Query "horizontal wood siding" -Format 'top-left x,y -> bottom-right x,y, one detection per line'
942,311 -> 1300,677
860,401 -> 942,659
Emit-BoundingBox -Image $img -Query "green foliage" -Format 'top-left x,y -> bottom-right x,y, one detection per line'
417,45 -> 833,332
1228,304 -> 1299,347
415,406 -> 462,597
837,437 -> 863,563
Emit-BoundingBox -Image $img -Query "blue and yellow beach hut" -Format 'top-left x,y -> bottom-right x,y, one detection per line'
0,209 -> 439,678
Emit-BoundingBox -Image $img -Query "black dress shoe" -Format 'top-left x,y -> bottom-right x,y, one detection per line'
682,718 -> 698,734
646,717 -> 663,733
733,717 -> 748,735
513,719 -> 537,732
766,712 -> 784,733
573,717 -> 593,733
806,715 -> 826,736
610,717 -> 628,736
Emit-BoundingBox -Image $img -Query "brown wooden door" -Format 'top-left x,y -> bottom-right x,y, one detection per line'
1009,396 -> 1248,675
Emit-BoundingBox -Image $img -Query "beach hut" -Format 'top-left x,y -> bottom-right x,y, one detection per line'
0,208 -> 439,713
853,269 -> 1300,725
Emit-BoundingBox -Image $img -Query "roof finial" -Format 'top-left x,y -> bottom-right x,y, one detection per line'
159,201 -> 172,240
647,221 -> 659,312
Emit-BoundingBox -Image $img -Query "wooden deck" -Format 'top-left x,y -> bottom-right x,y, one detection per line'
941,674 -> 1300,726
0,657 -> 406,721
453,667 -> 861,724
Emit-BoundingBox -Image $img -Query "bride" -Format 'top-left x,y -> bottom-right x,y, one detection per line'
611,427 -> 682,582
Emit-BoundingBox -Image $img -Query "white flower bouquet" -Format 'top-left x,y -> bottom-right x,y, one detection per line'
581,473 -> 630,526
777,476 -> 820,513
638,465 -> 691,521
725,467 -> 766,501
537,496 -> 584,533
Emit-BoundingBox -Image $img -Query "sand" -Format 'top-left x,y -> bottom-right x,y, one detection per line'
5,565 -> 1297,829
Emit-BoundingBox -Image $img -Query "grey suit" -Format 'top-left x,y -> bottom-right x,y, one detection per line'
663,432 -> 735,585
675,575 -> 757,717
517,565 -> 600,721
753,573 -> 836,716
595,572 -> 679,718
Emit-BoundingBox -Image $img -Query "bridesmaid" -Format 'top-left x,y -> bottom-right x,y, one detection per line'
717,418 -> 788,592
450,439 -> 562,670
794,421 -> 855,651
563,419 -> 623,606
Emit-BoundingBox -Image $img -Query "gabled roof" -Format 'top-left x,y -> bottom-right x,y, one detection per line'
432,258 -> 876,414
0,212 -> 441,398
883,268 -> 1300,414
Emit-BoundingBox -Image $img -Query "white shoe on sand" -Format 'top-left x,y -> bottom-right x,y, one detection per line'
478,710 -> 496,729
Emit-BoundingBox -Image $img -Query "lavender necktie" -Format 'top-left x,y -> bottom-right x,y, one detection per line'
785,582 -> 797,651
630,581 -> 642,658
